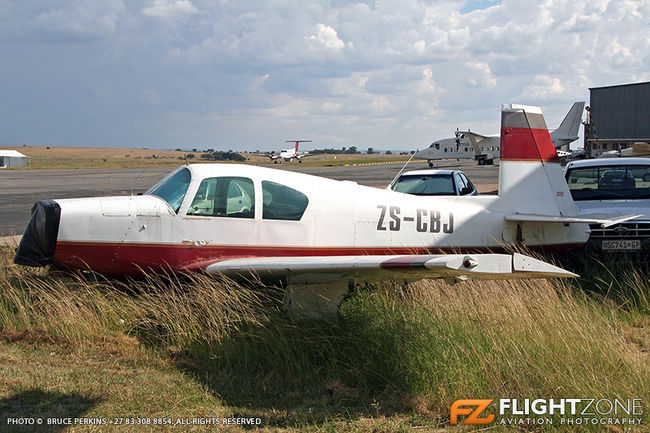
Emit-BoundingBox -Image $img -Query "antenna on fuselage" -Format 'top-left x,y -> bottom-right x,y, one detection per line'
131,165 -> 149,196
388,149 -> 418,189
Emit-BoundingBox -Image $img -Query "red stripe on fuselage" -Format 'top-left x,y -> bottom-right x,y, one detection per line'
500,127 -> 559,162
53,241 -> 583,277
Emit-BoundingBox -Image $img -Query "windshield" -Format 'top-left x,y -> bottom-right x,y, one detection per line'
146,167 -> 191,212
566,164 -> 650,200
393,174 -> 456,195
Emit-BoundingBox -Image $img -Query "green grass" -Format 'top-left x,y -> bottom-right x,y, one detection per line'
0,246 -> 648,432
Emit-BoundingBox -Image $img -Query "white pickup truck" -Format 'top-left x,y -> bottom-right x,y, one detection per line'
565,157 -> 650,255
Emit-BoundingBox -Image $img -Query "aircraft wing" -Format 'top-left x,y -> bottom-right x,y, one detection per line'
457,130 -> 497,153
204,253 -> 577,283
505,213 -> 642,228
457,130 -> 489,140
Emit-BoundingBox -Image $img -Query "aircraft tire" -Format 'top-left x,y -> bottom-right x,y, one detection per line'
274,160 -> 278,164
487,159 -> 494,165
428,162 -> 433,168
478,158 -> 485,165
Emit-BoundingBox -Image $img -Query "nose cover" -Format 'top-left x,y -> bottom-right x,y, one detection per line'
14,200 -> 61,267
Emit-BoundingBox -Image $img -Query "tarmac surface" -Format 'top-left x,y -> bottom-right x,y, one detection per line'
0,159 -> 498,236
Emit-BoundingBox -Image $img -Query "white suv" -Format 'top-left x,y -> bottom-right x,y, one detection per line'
565,158 -> 650,254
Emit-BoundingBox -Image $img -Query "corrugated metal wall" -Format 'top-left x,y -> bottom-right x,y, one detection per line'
0,156 -> 28,167
589,82 -> 650,139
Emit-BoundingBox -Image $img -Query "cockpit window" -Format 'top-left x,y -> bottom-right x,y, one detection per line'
146,167 -> 191,213
262,181 -> 309,220
187,177 -> 254,218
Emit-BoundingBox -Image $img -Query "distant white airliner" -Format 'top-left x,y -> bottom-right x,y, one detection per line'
268,140 -> 312,163
415,102 -> 585,166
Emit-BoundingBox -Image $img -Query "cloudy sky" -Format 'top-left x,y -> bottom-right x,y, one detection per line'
1,0 -> 648,151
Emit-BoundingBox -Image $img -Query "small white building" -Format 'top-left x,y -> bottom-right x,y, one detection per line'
0,150 -> 29,168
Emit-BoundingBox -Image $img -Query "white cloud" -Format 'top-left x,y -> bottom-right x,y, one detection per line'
465,62 -> 497,88
27,1 -> 126,41
519,75 -> 566,101
0,0 -> 648,149
142,0 -> 199,21
308,23 -> 346,52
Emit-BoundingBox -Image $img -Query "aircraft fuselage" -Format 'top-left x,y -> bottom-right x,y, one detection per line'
48,164 -> 587,276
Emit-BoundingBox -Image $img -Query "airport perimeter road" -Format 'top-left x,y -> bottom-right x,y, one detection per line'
0,160 -> 497,235
0,167 -> 173,235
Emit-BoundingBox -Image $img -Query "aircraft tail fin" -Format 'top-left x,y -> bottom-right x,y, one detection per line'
498,104 -> 579,218
549,101 -> 584,148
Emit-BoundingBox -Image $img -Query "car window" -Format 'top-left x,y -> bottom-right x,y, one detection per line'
393,174 -> 456,195
262,181 -> 309,221
458,172 -> 476,195
186,177 -> 255,218
146,167 -> 191,213
566,164 -> 650,200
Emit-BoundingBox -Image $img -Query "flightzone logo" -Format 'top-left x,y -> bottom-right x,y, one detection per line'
450,400 -> 494,425
451,398 -> 644,427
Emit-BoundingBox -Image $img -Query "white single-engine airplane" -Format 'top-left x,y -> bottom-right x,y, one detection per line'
14,105 -> 635,319
267,140 -> 312,163
415,102 -> 585,166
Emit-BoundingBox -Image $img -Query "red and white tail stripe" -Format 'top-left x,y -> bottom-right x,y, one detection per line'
498,104 -> 578,218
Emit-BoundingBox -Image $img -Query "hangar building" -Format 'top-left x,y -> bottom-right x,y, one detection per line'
585,81 -> 650,157
0,150 -> 29,168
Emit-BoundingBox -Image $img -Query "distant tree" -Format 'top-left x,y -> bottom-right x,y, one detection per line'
385,150 -> 392,155
186,154 -> 195,159
367,147 -> 374,154
200,150 -> 246,162
410,150 -> 415,154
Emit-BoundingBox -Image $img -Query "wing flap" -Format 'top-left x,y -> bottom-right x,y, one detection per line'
205,253 -> 576,283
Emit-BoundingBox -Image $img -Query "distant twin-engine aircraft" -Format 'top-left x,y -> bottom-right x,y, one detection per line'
15,104 -> 634,319
267,140 -> 312,163
415,101 -> 585,166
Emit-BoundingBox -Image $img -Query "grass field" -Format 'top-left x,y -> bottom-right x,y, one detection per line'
0,246 -> 648,432
1,146 -> 411,170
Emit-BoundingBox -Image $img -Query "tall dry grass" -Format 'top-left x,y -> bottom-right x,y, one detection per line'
0,245 -> 648,428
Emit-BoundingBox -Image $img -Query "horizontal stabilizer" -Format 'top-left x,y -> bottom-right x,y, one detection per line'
205,253 -> 577,283
505,213 -> 641,228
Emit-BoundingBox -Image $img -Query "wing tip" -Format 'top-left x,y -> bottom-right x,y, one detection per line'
512,253 -> 578,278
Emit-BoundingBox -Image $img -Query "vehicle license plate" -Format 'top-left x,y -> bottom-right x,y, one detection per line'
601,240 -> 641,251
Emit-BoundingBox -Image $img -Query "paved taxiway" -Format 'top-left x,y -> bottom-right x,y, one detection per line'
0,159 -> 497,235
